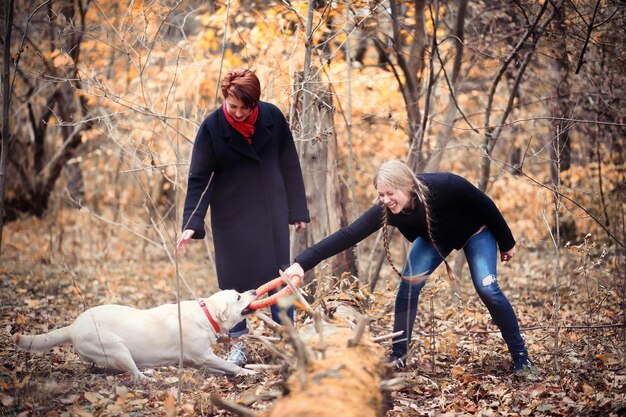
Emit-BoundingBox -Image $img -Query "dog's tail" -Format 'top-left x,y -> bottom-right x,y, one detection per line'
14,326 -> 73,352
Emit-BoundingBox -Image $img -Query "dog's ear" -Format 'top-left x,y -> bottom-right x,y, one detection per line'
213,299 -> 231,323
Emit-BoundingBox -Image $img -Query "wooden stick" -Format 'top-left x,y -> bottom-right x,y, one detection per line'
312,310 -> 327,359
246,334 -> 293,364
348,316 -> 370,347
381,376 -> 409,391
255,312 -> 283,333
211,395 -> 258,417
245,364 -> 283,371
279,310 -> 310,388
372,330 -> 404,342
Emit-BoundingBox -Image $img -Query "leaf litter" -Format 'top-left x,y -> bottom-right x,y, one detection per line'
1,219 -> 624,416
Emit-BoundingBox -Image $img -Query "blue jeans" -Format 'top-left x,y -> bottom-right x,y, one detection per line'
391,229 -> 527,360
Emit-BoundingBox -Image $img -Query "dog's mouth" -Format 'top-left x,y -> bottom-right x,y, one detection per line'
241,306 -> 254,316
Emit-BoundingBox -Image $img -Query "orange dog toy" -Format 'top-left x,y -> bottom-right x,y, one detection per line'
248,275 -> 303,310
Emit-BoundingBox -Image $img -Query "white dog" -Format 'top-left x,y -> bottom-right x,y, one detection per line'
14,289 -> 257,379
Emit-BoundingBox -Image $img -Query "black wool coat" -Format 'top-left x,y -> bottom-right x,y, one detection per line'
295,173 -> 515,272
182,101 -> 310,292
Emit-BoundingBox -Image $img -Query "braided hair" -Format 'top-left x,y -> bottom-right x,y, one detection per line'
374,160 -> 454,280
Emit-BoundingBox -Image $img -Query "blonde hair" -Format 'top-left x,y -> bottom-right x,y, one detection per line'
374,160 -> 451,279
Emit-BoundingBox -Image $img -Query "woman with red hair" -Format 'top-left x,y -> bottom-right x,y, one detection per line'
177,69 -> 310,367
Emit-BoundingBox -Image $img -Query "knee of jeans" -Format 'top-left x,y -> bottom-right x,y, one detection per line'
476,274 -> 502,295
401,272 -> 429,285
481,274 -> 497,286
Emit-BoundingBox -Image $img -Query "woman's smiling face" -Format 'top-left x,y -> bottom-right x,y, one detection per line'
377,183 -> 412,214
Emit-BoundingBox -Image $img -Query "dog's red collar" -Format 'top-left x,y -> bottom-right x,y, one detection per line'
198,299 -> 220,334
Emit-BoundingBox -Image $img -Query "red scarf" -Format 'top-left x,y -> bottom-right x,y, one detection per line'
222,102 -> 259,144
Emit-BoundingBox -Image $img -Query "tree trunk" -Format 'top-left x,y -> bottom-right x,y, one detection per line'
265,293 -> 385,417
291,70 -> 357,284
3,0 -> 92,221
389,0 -> 426,164
425,0 -> 468,173
478,0 -> 561,192
549,3 -> 572,186
0,0 -> 15,256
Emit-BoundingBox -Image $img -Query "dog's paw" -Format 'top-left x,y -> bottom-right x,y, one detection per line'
134,372 -> 157,382
237,367 -> 257,376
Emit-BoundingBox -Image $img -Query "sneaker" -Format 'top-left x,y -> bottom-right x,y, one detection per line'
227,342 -> 248,367
389,355 -> 407,370
512,352 -> 533,373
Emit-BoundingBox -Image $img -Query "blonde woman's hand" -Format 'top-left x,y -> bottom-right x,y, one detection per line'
176,229 -> 195,253
501,247 -> 516,262
284,263 -> 304,279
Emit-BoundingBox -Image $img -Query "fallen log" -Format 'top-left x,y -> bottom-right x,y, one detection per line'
263,292 -> 387,417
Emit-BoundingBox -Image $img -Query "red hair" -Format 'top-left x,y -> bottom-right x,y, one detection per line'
220,69 -> 261,108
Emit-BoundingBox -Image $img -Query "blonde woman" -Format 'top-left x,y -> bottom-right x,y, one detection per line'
284,160 -> 532,373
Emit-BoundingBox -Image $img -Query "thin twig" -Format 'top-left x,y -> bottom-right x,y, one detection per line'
348,316 -> 370,347
494,157 -> 624,248
62,259 -> 86,311
381,377 -> 409,391
313,310 -> 326,359
244,364 -> 283,371
373,330 -> 404,342
574,0 -> 601,74
210,395 -> 258,417
214,0 -> 231,106
255,312 -> 283,334
279,310 -> 310,388
246,334 -> 293,364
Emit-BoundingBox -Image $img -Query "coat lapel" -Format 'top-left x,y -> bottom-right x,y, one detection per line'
251,103 -> 273,154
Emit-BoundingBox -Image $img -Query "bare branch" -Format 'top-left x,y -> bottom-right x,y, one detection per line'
211,395 -> 259,417
347,315 -> 370,347
574,0 -> 601,74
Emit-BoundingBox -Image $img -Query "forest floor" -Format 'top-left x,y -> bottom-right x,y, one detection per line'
1,216 -> 625,417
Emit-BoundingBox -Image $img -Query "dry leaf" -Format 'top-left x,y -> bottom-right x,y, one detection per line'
164,390 -> 177,417
1,393 -> 14,407
451,365 -> 465,376
60,394 -> 80,404
83,391 -> 103,405
71,405 -> 94,417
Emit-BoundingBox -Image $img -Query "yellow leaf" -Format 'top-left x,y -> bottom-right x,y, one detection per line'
451,365 -> 465,376
596,353 -> 620,365
115,386 -> 129,406
164,391 -> 177,417
16,376 -> 30,389
84,391 -> 103,405
52,51 -> 74,68
582,383 -> 594,395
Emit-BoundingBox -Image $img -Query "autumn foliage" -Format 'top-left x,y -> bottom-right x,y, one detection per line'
1,0 -> 624,416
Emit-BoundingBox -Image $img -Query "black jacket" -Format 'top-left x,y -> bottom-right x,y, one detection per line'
295,173 -> 515,271
182,101 -> 310,291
